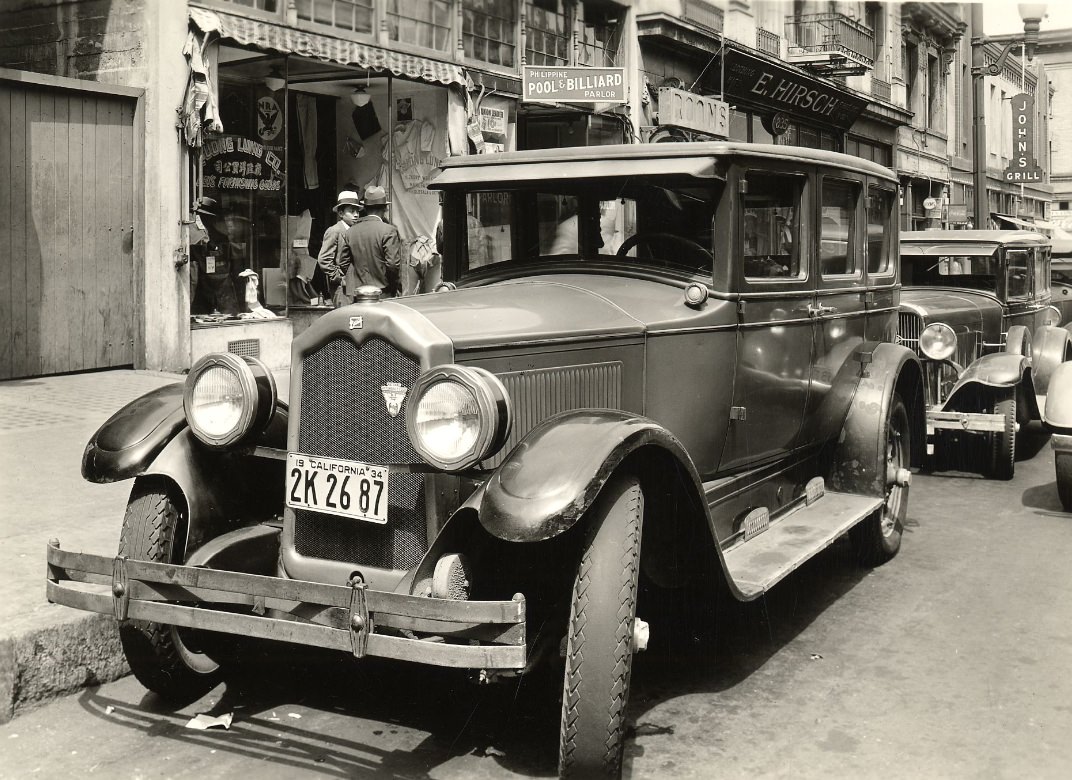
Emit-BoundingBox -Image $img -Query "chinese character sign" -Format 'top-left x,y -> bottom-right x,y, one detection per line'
1004,92 -> 1044,183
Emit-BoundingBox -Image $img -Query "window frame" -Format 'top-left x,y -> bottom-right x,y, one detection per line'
739,168 -> 810,288
818,176 -> 862,280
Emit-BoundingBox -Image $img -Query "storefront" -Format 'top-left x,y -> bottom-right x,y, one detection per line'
182,6 -> 520,366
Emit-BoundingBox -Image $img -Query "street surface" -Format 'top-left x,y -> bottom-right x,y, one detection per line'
3,436 -> 1071,779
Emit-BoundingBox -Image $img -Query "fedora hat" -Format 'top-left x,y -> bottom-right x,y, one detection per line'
363,184 -> 390,207
334,190 -> 362,211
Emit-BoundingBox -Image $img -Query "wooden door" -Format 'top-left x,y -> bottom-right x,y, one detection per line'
0,80 -> 136,379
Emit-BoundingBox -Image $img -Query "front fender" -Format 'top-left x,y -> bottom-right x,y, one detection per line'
941,352 -> 1029,412
1031,325 -> 1072,397
472,409 -> 700,542
1041,362 -> 1072,434
82,383 -> 187,483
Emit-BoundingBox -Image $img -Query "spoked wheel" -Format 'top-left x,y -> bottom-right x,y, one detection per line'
985,391 -> 1017,480
850,393 -> 910,566
118,479 -> 221,701
559,474 -> 644,778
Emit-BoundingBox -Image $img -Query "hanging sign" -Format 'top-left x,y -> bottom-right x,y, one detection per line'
657,88 -> 729,137
1004,92 -> 1044,183
522,66 -> 627,103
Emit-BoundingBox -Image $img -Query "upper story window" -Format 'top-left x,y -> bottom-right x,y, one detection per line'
294,0 -> 374,34
464,0 -> 518,68
387,0 -> 452,52
527,0 -> 571,66
218,0 -> 279,10
927,52 -> 942,131
578,3 -> 621,67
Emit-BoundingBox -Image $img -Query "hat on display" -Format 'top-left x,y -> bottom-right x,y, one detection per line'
334,190 -> 362,211
194,196 -> 218,216
363,184 -> 390,207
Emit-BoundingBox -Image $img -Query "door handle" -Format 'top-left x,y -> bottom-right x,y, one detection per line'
808,303 -> 838,317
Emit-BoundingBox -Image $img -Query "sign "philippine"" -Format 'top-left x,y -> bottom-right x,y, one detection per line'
522,66 -> 626,103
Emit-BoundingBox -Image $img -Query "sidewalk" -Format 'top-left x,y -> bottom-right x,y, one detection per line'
0,367 -> 288,723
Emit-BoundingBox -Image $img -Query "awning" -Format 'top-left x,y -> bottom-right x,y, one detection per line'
991,212 -> 1041,230
189,7 -> 466,88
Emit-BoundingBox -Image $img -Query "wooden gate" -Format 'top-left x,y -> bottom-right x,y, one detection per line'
0,73 -> 139,379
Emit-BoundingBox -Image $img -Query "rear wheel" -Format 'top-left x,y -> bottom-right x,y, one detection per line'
559,475 -> 644,778
118,480 -> 220,701
985,392 -> 1017,480
1057,451 -> 1072,512
850,394 -> 910,566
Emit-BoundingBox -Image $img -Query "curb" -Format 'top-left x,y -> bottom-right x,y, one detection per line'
0,613 -> 129,723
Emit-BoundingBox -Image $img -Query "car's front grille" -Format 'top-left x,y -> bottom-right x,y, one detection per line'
898,312 -> 922,352
293,337 -> 426,571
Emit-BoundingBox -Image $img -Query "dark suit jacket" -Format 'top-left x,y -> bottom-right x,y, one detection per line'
339,215 -> 402,297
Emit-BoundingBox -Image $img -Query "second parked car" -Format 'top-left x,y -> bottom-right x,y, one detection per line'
898,230 -> 1071,478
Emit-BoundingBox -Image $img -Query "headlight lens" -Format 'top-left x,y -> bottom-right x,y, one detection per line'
406,365 -> 511,471
183,354 -> 276,447
919,322 -> 957,361
1043,306 -> 1062,327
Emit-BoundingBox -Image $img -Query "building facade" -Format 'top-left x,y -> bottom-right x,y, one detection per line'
1034,27 -> 1072,230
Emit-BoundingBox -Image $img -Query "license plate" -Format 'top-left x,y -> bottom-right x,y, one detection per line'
286,453 -> 389,524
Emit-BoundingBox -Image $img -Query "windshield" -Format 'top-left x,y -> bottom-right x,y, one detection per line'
900,254 -> 998,292
455,177 -> 722,275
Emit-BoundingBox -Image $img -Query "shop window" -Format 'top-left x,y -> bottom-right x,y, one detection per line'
526,0 -> 571,66
820,179 -> 859,276
295,0 -> 374,35
194,71 -> 288,322
866,187 -> 895,275
387,0 -> 452,52
742,172 -> 803,280
464,0 -> 517,67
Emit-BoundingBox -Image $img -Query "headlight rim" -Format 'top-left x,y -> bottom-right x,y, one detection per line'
919,322 -> 958,361
405,364 -> 511,471
183,353 -> 276,448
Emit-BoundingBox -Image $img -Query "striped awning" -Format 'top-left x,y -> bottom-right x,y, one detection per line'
189,7 -> 466,88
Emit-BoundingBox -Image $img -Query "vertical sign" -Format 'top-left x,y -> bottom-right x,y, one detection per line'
1004,92 -> 1044,183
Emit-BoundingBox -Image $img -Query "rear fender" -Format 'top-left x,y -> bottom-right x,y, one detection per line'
473,409 -> 703,543
1031,325 -> 1072,397
81,383 -> 187,483
830,342 -> 924,496
1041,362 -> 1072,434
941,353 -> 1029,412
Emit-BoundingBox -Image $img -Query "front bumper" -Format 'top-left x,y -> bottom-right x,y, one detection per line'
46,540 -> 526,670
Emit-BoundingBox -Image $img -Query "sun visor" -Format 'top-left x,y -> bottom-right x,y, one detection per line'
429,157 -> 722,188
901,243 -> 998,257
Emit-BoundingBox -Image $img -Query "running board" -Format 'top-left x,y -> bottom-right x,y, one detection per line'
723,491 -> 884,600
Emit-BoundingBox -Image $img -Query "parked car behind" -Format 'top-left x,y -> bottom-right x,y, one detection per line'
898,230 -> 1070,478
48,142 -> 924,778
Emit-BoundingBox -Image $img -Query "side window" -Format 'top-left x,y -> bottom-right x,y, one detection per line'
1006,249 -> 1031,300
465,192 -> 513,268
866,187 -> 895,275
597,198 -> 637,256
820,179 -> 859,277
541,193 -> 579,256
1035,247 -> 1051,297
742,172 -> 802,279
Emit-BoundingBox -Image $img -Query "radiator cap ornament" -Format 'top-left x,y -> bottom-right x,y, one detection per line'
354,285 -> 382,303
381,382 -> 408,417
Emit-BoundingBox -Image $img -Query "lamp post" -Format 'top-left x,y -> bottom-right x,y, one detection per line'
971,3 -> 1046,229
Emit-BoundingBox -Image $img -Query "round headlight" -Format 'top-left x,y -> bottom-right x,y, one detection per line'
183,353 -> 276,447
919,322 -> 957,361
1043,305 -> 1062,328
406,365 -> 511,471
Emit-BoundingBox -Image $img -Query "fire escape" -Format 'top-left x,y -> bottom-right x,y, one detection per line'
784,12 -> 875,77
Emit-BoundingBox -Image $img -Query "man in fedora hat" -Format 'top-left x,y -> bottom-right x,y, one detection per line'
318,189 -> 364,307
338,184 -> 401,299
190,196 -> 242,316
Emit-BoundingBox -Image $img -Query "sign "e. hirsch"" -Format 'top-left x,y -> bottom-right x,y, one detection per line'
1004,92 -> 1045,183
522,66 -> 626,104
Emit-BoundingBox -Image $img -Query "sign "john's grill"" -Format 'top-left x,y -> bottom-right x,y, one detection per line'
1004,92 -> 1045,183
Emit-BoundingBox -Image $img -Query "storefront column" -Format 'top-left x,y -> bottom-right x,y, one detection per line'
141,0 -> 191,372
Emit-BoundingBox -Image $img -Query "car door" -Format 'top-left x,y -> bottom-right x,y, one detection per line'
721,168 -> 814,471
799,174 -> 869,432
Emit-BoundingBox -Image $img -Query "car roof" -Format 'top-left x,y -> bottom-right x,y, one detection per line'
432,141 -> 898,187
902,230 -> 1050,246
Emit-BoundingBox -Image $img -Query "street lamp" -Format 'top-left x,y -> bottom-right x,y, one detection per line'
971,3 -> 1046,229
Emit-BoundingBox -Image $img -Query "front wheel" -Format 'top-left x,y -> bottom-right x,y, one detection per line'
118,480 -> 221,701
985,391 -> 1017,480
850,394 -> 910,566
559,475 -> 644,778
1057,451 -> 1072,512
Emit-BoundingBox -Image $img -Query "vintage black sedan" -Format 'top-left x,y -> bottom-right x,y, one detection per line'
898,230 -> 1070,478
48,143 -> 924,778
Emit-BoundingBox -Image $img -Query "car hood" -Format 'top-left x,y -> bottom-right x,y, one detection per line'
398,279 -> 647,349
900,288 -> 1002,326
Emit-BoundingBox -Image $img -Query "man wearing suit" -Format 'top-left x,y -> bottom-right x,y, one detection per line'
318,190 -> 363,307
338,184 -> 401,299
